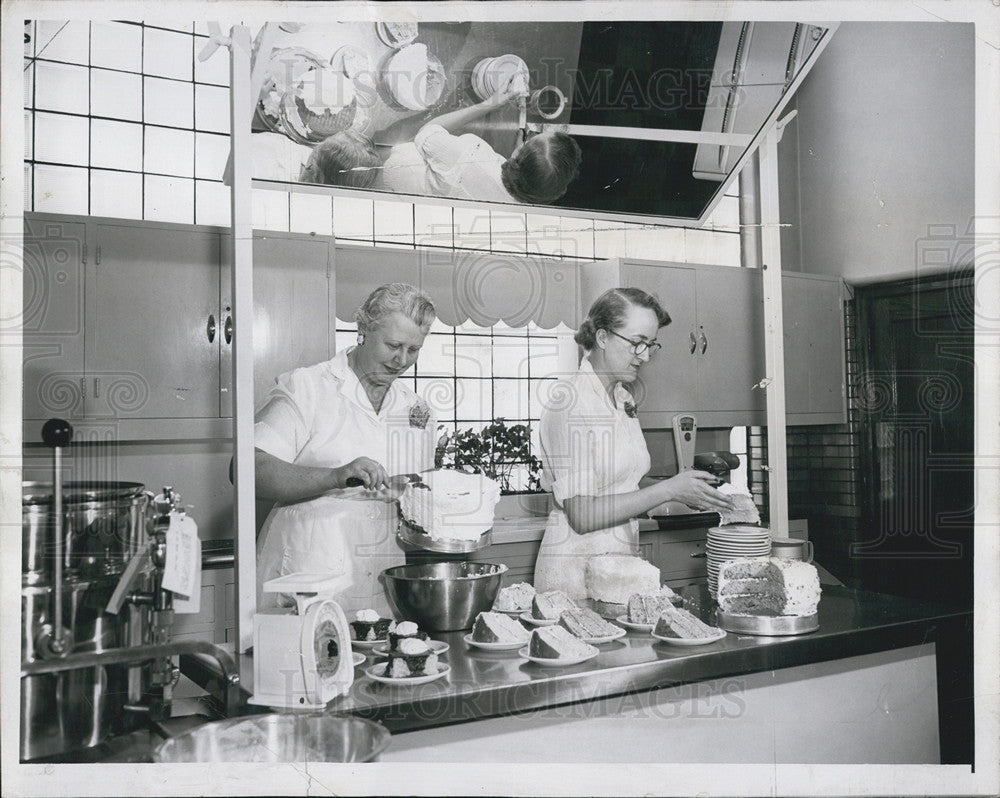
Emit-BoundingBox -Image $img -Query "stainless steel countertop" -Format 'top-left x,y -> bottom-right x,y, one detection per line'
238,584 -> 967,733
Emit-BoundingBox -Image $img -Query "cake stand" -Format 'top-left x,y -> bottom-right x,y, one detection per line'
715,610 -> 819,636
396,519 -> 493,554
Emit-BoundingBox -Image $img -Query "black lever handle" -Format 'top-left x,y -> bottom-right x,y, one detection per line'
42,418 -> 73,448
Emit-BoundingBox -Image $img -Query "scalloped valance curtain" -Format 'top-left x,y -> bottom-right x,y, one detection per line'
334,245 -> 586,329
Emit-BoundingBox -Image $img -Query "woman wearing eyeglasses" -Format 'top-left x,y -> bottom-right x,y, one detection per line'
533,288 -> 735,598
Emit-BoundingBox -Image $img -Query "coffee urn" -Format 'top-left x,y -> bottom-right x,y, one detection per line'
20,419 -> 239,761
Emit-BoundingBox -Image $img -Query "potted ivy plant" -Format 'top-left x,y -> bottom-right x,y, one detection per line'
434,418 -> 551,518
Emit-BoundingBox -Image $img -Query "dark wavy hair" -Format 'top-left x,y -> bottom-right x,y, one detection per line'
500,132 -> 582,204
575,287 -> 672,350
299,129 -> 381,188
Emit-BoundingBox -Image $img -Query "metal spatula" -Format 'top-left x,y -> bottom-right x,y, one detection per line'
345,472 -> 429,490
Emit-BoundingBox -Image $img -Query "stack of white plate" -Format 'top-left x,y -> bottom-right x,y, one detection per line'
706,525 -> 771,597
471,54 -> 528,101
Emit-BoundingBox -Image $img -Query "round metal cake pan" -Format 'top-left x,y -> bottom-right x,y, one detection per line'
396,520 -> 493,553
715,610 -> 819,636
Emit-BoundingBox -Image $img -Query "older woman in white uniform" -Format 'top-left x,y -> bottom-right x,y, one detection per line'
255,283 -> 438,615
534,288 -> 734,599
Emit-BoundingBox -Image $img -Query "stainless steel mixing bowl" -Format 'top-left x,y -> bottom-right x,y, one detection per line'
152,713 -> 390,763
380,561 -> 507,631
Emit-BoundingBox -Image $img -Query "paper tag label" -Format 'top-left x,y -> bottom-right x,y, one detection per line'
162,513 -> 200,608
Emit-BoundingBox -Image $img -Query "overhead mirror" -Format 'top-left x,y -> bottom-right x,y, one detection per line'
244,19 -> 835,225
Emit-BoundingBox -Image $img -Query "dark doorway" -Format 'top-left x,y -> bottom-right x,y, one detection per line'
855,270 -> 974,606
855,268 -> 974,765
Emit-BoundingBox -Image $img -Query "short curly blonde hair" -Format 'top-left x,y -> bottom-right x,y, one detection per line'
355,283 -> 436,333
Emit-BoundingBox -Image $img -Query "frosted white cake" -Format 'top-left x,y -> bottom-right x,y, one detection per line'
584,554 -> 660,604
398,469 -> 501,541
717,557 -> 821,616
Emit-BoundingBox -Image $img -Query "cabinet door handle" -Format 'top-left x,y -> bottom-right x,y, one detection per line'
80,377 -> 86,398
207,314 -> 216,343
224,315 -> 233,344
690,551 -> 707,559
689,330 -> 697,355
94,377 -> 100,398
699,329 -> 708,354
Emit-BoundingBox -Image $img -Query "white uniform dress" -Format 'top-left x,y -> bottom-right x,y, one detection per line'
375,124 -> 516,203
255,347 -> 436,616
534,357 -> 651,599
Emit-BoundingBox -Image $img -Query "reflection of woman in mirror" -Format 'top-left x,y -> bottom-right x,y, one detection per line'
299,129 -> 382,187
252,128 -> 382,187
375,77 -> 582,204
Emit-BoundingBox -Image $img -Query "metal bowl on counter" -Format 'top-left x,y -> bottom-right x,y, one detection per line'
380,561 -> 507,632
152,713 -> 390,763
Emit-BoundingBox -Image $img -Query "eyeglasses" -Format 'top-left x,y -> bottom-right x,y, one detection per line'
604,329 -> 662,356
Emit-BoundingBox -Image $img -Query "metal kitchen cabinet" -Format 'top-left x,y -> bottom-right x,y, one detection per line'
23,213 -> 336,438
223,231 -> 334,415
782,271 -> 847,423
89,221 -> 223,419
22,216 -> 88,421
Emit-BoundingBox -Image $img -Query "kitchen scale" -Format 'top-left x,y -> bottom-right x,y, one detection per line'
249,573 -> 355,710
672,413 -> 698,471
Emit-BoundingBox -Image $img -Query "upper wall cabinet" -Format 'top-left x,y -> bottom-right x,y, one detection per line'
580,257 -> 845,427
782,271 -> 847,422
22,213 -> 334,440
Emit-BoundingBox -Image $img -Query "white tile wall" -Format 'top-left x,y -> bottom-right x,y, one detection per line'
90,22 -> 143,72
288,193 -> 333,236
332,195 -> 373,241
34,61 -> 89,115
143,76 -> 193,128
34,112 -> 88,166
195,180 -> 231,227
145,126 -> 195,177
145,174 -> 193,224
194,132 -> 230,180
90,69 -> 143,120
33,164 -> 88,215
34,21 -> 89,65
91,119 -> 143,171
91,169 -> 142,219
143,27 -> 193,81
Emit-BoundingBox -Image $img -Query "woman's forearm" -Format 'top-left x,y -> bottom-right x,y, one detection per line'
255,448 -> 342,503
562,470 -> 735,534
418,97 -> 502,137
562,487 -> 667,535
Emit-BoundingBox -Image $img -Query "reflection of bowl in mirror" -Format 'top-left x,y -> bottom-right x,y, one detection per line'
528,85 -> 566,120
384,44 -> 446,111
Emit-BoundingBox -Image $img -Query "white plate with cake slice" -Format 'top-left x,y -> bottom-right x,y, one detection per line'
351,637 -> 389,650
651,627 -> 727,646
520,612 -> 559,626
493,607 -> 528,616
614,615 -> 655,632
573,625 -> 627,645
517,647 -> 599,667
365,663 -> 451,685
463,633 -> 528,651
372,639 -> 450,657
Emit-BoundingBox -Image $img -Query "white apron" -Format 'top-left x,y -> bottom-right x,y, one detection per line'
256,490 -> 401,616
533,358 -> 651,599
